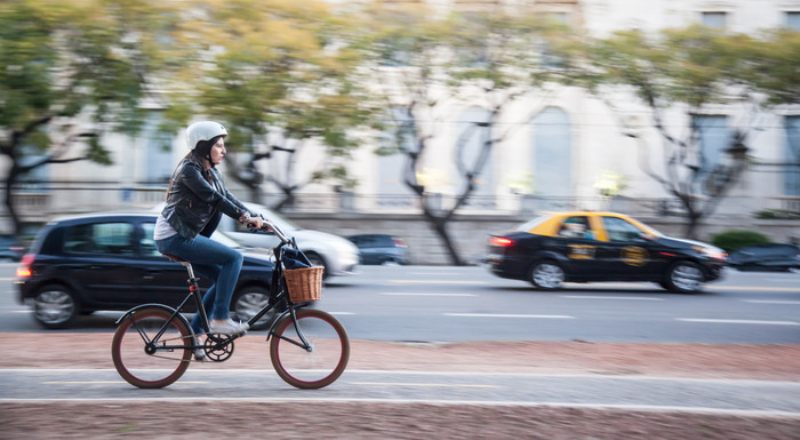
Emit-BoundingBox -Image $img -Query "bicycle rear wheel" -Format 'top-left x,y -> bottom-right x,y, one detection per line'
270,309 -> 350,389
111,307 -> 192,388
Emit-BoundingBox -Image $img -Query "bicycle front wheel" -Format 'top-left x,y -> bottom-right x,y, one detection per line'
270,309 -> 350,389
111,307 -> 192,388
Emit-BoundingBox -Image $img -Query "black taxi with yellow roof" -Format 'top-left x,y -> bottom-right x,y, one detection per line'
486,211 -> 726,293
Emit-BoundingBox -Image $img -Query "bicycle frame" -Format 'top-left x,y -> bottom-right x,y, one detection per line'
131,226 -> 314,355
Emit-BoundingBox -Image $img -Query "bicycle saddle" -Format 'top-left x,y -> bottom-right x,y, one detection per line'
162,253 -> 190,264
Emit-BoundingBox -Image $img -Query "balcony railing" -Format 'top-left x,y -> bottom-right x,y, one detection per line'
4,183 -> 799,223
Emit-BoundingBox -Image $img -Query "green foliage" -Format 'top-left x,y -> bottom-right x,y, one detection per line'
711,229 -> 771,252
163,0 -> 373,192
754,209 -> 800,220
0,0 -> 178,162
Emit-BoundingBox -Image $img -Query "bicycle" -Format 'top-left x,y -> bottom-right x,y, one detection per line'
111,220 -> 350,389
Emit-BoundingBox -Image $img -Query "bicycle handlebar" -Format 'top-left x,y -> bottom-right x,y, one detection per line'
246,215 -> 290,244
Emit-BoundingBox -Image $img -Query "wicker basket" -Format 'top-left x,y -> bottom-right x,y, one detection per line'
284,266 -> 324,302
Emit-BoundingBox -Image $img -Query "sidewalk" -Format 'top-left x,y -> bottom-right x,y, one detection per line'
2,333 -> 799,439
2,333 -> 799,380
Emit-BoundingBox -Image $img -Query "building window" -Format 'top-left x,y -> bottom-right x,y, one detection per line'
532,107 -> 571,197
141,113 -> 174,184
456,107 -> 494,197
701,11 -> 727,29
785,116 -> 800,196
17,144 -> 50,192
377,107 -> 415,197
693,115 -> 730,177
786,11 -> 800,31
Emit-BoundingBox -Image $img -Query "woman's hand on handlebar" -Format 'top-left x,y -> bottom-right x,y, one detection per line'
239,214 -> 264,230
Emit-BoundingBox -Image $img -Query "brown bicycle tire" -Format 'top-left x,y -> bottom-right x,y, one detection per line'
270,309 -> 350,389
111,307 -> 192,389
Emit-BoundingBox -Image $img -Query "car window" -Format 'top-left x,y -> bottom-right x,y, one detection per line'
358,236 -> 380,248
63,222 -> 135,256
139,223 -> 161,257
557,216 -> 595,240
375,235 -> 395,247
601,217 -> 643,242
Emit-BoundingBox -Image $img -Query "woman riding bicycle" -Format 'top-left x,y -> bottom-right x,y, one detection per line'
154,120 -> 264,348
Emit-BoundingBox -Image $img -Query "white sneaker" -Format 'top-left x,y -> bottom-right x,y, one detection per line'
193,335 -> 207,361
209,319 -> 249,335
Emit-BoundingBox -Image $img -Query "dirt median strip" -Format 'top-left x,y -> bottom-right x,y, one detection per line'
2,332 -> 799,380
1,401 -> 799,440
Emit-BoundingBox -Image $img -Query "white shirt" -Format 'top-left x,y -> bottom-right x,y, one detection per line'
154,214 -> 178,240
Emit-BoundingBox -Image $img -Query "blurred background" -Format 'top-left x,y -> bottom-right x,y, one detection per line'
1,0 -> 798,265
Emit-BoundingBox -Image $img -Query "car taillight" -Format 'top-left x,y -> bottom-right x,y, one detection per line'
489,237 -> 514,247
16,254 -> 34,279
393,238 -> 407,248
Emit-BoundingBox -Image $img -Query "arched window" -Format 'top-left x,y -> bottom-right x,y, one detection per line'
785,116 -> 800,195
532,107 -> 571,197
456,106 -> 493,196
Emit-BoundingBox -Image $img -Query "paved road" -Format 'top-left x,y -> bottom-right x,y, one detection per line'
2,264 -> 799,344
1,368 -> 798,416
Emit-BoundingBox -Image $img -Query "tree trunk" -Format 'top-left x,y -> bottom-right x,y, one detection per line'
271,189 -> 295,212
3,164 -> 22,236
427,216 -> 464,266
684,213 -> 702,240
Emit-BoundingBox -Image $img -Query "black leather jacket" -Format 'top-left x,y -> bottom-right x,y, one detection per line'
161,153 -> 250,239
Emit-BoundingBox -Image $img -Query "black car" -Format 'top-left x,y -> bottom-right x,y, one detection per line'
16,213 -> 276,329
347,234 -> 409,265
487,212 -> 727,293
727,244 -> 800,272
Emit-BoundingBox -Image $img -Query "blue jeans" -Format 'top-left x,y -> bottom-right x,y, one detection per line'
156,233 -> 243,335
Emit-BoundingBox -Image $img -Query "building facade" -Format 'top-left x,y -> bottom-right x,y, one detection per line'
4,0 -> 799,246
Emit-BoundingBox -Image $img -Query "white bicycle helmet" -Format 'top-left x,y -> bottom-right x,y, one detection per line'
186,121 -> 228,150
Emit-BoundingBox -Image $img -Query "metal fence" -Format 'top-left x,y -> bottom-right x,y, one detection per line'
4,182 -> 800,224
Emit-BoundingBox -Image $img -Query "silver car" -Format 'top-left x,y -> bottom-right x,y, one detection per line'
217,202 -> 359,280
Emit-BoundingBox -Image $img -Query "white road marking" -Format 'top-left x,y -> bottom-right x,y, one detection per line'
351,382 -> 498,389
714,286 -> 800,292
329,312 -> 355,316
380,292 -> 477,297
561,295 -> 663,301
0,397 -> 797,418
4,368 -> 798,384
408,272 -> 465,276
390,280 -> 489,285
742,300 -> 800,305
444,313 -> 574,319
676,318 -> 800,326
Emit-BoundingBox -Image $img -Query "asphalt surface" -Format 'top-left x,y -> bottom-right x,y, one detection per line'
2,264 -> 799,344
2,368 -> 798,416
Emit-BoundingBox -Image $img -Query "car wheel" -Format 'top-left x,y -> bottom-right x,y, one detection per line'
232,286 -> 274,331
664,261 -> 704,293
33,284 -> 79,329
529,260 -> 565,290
304,251 -> 329,280
382,258 -> 400,266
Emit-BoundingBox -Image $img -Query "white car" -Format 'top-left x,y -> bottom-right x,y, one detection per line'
216,202 -> 359,280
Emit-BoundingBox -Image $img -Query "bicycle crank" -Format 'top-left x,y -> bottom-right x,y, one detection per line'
203,334 -> 235,362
